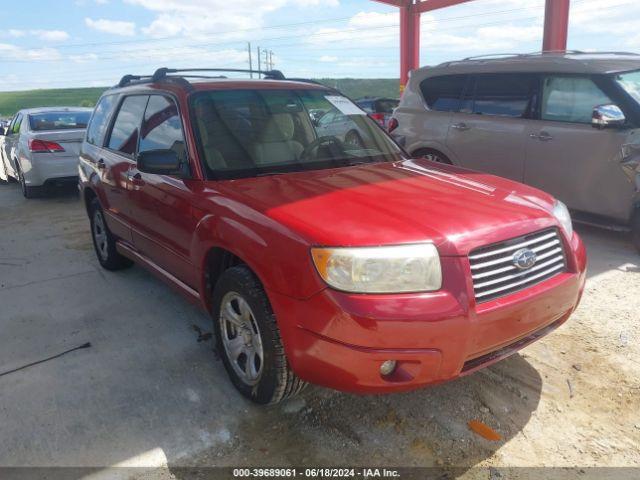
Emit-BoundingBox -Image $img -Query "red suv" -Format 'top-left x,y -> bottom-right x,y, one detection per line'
79,68 -> 587,404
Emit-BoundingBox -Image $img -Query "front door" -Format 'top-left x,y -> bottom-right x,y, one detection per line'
101,94 -> 149,242
445,73 -> 536,182
127,94 -> 199,288
524,75 -> 635,222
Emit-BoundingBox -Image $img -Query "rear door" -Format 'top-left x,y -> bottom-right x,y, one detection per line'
445,73 -> 537,182
2,113 -> 22,176
100,94 -> 149,242
127,94 -> 198,287
524,75 -> 635,222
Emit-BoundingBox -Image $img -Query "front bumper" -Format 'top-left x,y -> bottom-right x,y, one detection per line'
270,233 -> 587,393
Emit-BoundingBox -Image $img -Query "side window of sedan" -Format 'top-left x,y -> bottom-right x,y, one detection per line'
139,95 -> 186,164
107,95 -> 149,157
12,114 -> 23,135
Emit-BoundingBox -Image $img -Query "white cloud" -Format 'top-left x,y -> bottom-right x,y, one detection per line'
319,55 -> 337,62
36,30 -> 71,42
85,18 -> 136,36
69,53 -> 99,63
5,29 -> 70,42
125,0 -> 339,39
306,8 -> 544,54
0,43 -> 62,61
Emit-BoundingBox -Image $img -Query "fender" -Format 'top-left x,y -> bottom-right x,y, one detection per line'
192,207 -> 326,307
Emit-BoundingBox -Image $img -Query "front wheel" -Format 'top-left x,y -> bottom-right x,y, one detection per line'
212,265 -> 306,404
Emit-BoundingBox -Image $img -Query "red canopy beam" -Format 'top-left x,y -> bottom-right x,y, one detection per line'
373,0 -> 571,92
542,0 -> 570,52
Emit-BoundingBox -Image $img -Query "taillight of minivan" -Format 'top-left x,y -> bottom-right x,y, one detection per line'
387,117 -> 399,133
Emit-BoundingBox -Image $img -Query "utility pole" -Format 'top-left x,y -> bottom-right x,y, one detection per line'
248,42 -> 253,78
257,46 -> 261,78
269,50 -> 274,70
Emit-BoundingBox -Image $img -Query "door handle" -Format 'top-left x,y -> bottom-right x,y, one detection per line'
451,122 -> 470,131
538,133 -> 553,141
127,171 -> 145,187
96,159 -> 106,169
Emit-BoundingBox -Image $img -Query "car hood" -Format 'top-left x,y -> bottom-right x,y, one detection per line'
211,159 -> 559,256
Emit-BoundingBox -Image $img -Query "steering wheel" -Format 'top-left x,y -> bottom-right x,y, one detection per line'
300,136 -> 345,161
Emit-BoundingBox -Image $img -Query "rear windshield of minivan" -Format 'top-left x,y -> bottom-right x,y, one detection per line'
29,112 -> 91,131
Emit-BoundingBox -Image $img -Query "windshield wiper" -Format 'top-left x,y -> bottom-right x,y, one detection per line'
255,171 -> 294,177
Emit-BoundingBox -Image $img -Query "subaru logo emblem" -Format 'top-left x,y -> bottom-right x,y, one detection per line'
512,248 -> 537,270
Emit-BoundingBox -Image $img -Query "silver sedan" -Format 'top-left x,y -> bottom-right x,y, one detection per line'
0,107 -> 92,198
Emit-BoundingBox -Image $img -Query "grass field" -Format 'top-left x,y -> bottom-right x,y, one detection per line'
0,79 -> 400,117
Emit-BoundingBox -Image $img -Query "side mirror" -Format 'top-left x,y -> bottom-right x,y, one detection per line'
137,149 -> 183,176
592,104 -> 626,129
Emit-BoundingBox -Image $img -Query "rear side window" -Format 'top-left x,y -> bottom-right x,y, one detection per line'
541,76 -> 612,124
139,95 -> 186,162
107,95 -> 149,156
470,74 -> 534,117
29,111 -> 91,132
420,75 -> 467,112
87,95 -> 117,146
11,114 -> 23,134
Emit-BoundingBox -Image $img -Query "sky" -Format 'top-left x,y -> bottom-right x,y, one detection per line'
1,0 -> 640,91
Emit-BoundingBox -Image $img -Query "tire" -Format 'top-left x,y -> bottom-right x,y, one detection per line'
212,265 -> 306,404
89,197 -> 133,271
632,209 -> 640,253
17,166 -> 41,198
412,148 -> 452,165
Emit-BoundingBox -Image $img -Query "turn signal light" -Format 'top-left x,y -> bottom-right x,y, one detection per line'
28,139 -> 65,153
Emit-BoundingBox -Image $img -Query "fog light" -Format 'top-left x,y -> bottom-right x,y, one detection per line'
380,360 -> 397,376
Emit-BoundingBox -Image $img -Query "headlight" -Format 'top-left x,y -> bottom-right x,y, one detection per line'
311,244 -> 442,293
553,200 -> 573,238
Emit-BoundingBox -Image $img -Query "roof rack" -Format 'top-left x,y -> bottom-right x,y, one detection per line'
151,67 -> 286,82
116,67 -> 287,89
460,50 -> 640,62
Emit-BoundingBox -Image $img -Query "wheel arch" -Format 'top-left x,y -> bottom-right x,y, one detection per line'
407,140 -> 459,164
83,186 -> 98,217
193,212 -> 323,312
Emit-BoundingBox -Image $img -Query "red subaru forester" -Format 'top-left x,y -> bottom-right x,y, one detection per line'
79,68 -> 587,404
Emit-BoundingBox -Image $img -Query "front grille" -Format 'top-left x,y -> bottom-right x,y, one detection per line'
469,228 -> 566,303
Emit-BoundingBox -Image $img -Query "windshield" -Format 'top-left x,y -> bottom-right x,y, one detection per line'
615,70 -> 640,104
29,111 -> 91,131
190,89 -> 404,179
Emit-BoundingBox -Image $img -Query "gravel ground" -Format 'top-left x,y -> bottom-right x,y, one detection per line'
0,181 -> 638,478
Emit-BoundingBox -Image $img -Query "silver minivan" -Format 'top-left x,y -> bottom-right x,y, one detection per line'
390,52 -> 640,251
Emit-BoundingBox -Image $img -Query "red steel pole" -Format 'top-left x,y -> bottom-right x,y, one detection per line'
399,1 -> 420,91
542,0 -> 570,52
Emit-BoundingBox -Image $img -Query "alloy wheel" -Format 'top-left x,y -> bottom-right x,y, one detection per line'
219,292 -> 264,386
92,210 -> 109,261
